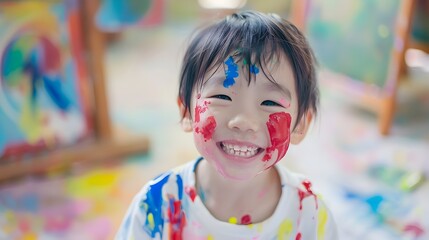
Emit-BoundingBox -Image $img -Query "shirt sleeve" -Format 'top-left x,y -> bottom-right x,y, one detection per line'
316,199 -> 338,240
297,194 -> 338,240
115,187 -> 157,240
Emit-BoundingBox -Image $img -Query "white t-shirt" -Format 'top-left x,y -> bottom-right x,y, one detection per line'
116,157 -> 338,239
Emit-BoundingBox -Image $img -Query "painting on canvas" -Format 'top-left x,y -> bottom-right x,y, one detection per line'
0,1 -> 92,159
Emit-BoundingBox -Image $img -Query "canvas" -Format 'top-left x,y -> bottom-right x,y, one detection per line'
0,0 -> 92,159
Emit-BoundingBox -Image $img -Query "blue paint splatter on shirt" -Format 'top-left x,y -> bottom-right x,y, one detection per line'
223,56 -> 239,88
141,171 -> 171,238
176,175 -> 183,200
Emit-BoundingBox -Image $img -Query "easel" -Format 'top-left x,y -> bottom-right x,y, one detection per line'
291,0 -> 422,135
0,0 -> 149,181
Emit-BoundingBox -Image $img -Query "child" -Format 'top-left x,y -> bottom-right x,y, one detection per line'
116,10 -> 338,239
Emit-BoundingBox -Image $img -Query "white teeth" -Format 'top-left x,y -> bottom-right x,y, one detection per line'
221,143 -> 259,157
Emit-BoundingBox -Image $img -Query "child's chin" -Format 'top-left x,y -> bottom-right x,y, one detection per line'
217,168 -> 260,181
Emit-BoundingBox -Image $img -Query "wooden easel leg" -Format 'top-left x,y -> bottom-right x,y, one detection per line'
378,95 -> 396,135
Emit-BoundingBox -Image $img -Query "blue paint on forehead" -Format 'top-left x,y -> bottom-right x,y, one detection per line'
250,64 -> 260,74
223,56 -> 239,88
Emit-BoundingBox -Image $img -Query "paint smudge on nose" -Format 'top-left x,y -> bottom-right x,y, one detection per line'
263,112 -> 291,162
185,186 -> 197,202
298,180 -> 318,210
223,56 -> 239,88
194,100 -> 210,123
250,64 -> 259,74
195,116 -> 216,142
241,214 -> 252,225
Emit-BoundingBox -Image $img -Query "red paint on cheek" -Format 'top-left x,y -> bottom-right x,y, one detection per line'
194,100 -> 210,123
262,112 -> 291,162
195,116 -> 216,141
297,180 -> 318,210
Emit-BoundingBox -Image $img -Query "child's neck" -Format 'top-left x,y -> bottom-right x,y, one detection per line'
195,159 -> 282,224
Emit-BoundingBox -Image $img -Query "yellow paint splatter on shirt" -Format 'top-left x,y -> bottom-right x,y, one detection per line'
207,235 -> 214,240
317,206 -> 328,240
147,213 -> 155,230
228,217 -> 237,224
277,219 -> 293,240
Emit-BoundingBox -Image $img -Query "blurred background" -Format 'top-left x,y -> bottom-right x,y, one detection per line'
0,0 -> 428,239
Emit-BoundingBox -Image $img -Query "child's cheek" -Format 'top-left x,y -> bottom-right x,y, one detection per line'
193,99 -> 216,142
262,112 -> 291,164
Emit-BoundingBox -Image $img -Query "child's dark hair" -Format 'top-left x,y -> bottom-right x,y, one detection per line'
178,10 -> 318,129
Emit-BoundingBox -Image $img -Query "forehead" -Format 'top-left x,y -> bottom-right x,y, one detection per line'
201,53 -> 296,95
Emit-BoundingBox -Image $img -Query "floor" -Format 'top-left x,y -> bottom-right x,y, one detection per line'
0,24 -> 428,240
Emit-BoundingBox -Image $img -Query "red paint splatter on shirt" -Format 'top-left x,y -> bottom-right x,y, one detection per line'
298,180 -> 318,210
167,198 -> 186,240
295,232 -> 302,240
263,112 -> 291,162
185,186 -> 197,202
403,223 -> 425,237
240,214 -> 252,225
195,116 -> 216,141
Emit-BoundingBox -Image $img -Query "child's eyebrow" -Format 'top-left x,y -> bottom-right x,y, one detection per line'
202,75 -> 226,88
262,81 -> 292,100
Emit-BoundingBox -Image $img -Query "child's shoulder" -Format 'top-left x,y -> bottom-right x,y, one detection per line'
276,164 -> 313,191
135,159 -> 199,202
276,164 -> 326,212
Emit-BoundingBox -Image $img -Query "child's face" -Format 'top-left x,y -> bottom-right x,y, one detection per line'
186,54 -> 303,180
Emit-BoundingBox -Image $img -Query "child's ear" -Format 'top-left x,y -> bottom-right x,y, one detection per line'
177,97 -> 193,132
291,111 -> 313,144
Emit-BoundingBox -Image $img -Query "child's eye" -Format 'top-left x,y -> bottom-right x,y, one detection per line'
261,100 -> 282,107
211,95 -> 232,101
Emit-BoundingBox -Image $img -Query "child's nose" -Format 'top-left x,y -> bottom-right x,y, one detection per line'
227,113 -> 260,133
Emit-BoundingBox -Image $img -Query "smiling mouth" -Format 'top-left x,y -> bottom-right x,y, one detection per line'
219,142 -> 263,158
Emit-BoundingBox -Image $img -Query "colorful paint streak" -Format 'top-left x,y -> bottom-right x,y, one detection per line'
96,0 -> 159,31
194,100 -> 209,123
0,1 -> 91,158
0,168 -> 120,239
141,173 -> 170,238
403,223 -> 425,238
317,206 -> 328,240
195,116 -> 216,142
249,64 -> 259,74
277,220 -> 293,240
240,214 -> 252,225
185,186 -> 197,202
228,217 -> 238,224
262,112 -> 291,162
223,56 -> 239,88
298,181 -> 318,210
167,197 -> 186,240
